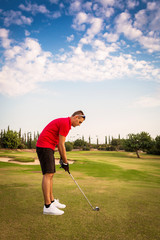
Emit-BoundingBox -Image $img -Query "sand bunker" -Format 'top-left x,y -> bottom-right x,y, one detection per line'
0,157 -> 74,165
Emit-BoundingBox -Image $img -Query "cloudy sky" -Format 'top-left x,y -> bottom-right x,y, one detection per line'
0,0 -> 160,143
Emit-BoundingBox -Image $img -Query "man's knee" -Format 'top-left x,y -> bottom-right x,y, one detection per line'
44,173 -> 54,178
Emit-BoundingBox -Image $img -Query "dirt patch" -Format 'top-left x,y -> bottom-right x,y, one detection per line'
0,157 -> 74,165
0,158 -> 13,162
16,149 -> 36,153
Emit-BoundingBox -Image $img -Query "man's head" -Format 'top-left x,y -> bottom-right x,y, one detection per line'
70,110 -> 85,127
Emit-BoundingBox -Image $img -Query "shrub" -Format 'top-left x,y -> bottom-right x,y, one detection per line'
82,146 -> 90,151
65,142 -> 73,151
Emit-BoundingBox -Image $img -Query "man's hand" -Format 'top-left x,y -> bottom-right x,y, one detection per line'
59,158 -> 70,173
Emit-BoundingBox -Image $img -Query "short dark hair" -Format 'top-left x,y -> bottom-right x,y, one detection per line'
72,110 -> 84,116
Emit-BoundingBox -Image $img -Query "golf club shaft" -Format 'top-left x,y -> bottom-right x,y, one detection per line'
69,173 -> 94,210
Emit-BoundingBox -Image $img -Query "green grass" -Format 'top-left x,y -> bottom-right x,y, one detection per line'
0,150 -> 160,240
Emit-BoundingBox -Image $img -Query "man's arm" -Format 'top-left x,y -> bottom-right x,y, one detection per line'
58,134 -> 68,164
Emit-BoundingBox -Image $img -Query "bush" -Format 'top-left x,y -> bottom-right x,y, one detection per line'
98,145 -> 106,151
147,136 -> 160,155
65,142 -> 73,151
1,130 -> 21,149
105,145 -> 116,151
18,143 -> 26,149
82,146 -> 90,151
73,139 -> 90,150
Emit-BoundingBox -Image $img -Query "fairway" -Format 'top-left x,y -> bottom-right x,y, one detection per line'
0,150 -> 160,240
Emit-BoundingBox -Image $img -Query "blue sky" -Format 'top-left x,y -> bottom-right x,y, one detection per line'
0,0 -> 160,143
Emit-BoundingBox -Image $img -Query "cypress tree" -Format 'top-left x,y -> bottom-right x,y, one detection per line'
89,136 -> 91,144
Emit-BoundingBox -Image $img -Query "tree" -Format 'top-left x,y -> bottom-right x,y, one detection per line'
108,136 -> 111,144
105,136 -> 107,145
0,130 -> 3,148
1,128 -> 21,149
96,137 -> 99,147
88,136 -> 91,145
155,136 -> 160,154
65,142 -> 73,151
124,132 -> 152,158
74,139 -> 84,149
111,138 -> 121,151
148,135 -> 160,155
19,128 -> 22,139
73,139 -> 90,150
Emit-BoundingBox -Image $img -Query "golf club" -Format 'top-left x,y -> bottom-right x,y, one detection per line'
68,171 -> 100,211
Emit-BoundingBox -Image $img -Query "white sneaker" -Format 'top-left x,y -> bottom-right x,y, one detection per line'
52,199 -> 66,209
43,204 -> 64,215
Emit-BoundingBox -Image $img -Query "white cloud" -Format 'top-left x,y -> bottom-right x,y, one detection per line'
86,17 -> 103,41
134,10 -> 147,30
19,3 -> 49,15
25,30 -> 30,36
127,0 -> 139,9
147,2 -> 157,11
0,30 -> 160,97
115,12 -> 160,52
59,3 -> 65,9
0,37 -> 51,96
92,1 -> 115,18
72,12 -> 88,31
92,39 -> 118,60
103,32 -> 119,42
19,2 -> 61,19
105,7 -> 114,17
4,46 -> 22,59
136,50 -> 141,54
139,35 -> 160,53
0,28 -> 11,48
82,2 -> 92,11
74,12 -> 88,25
67,34 -> 74,42
51,11 -> 61,18
69,1 -> 82,13
73,12 -> 103,43
97,0 -> 115,7
0,28 -> 9,38
134,2 -> 160,32
116,12 -> 142,39
148,4 -> 160,32
3,10 -> 33,27
93,3 -> 98,11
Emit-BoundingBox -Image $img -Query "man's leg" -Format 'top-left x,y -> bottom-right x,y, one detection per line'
42,173 -> 54,205
50,174 -> 54,202
42,173 -> 64,215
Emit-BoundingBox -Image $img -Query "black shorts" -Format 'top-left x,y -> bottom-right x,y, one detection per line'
36,147 -> 56,175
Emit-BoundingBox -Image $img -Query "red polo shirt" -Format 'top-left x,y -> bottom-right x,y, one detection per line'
36,117 -> 71,150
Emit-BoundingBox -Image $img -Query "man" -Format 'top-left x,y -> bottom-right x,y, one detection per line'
36,110 -> 85,215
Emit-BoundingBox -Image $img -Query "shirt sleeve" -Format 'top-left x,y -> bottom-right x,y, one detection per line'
59,119 -> 69,137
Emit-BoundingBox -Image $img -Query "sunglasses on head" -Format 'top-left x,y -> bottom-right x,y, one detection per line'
79,115 -> 86,120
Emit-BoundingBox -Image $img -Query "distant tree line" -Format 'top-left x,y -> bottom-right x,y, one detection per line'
0,126 -> 39,149
64,132 -> 160,158
0,127 -> 160,158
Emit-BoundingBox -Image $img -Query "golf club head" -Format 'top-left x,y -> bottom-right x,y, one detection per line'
94,206 -> 100,211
